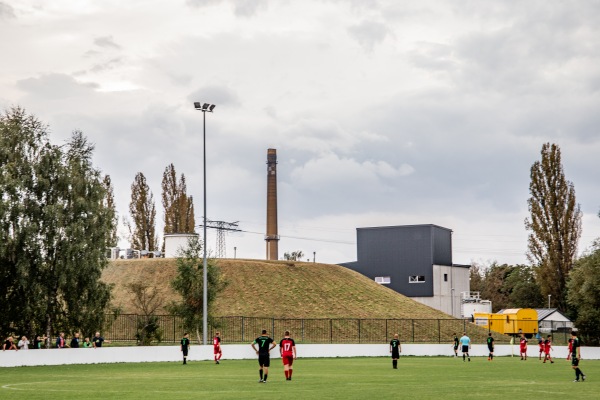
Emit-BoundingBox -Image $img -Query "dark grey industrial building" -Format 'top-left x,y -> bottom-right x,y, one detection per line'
340,224 -> 470,317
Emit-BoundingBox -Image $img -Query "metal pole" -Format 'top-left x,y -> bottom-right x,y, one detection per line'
548,294 -> 551,308
202,109 -> 208,346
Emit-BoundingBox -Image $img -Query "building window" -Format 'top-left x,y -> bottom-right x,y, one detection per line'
409,275 -> 426,283
444,274 -> 448,282
375,276 -> 391,284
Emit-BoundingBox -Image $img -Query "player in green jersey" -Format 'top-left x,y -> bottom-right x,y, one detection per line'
390,334 -> 402,369
251,329 -> 276,383
180,333 -> 191,365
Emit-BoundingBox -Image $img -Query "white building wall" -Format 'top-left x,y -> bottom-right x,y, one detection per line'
412,265 -> 469,318
164,233 -> 198,258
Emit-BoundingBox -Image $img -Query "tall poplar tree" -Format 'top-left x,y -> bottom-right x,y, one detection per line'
525,143 -> 581,311
103,174 -> 119,247
0,107 -> 114,339
162,163 -> 195,235
129,172 -> 158,251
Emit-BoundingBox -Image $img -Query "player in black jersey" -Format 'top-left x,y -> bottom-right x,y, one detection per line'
251,329 -> 276,383
487,333 -> 495,361
453,333 -> 459,357
390,334 -> 402,369
180,333 -> 191,365
570,331 -> 586,382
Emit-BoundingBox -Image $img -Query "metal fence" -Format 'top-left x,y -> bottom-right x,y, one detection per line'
102,315 -> 575,345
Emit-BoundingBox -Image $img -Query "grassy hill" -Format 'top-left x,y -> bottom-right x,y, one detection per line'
102,258 -> 454,320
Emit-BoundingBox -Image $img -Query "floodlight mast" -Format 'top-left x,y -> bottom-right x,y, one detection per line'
193,101 -> 215,346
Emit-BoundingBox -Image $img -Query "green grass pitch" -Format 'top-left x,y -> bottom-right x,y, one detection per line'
1,357 -> 597,399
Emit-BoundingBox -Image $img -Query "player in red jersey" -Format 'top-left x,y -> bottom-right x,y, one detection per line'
279,331 -> 297,381
213,332 -> 222,364
567,338 -> 573,360
538,338 -> 544,360
519,333 -> 528,360
542,335 -> 554,363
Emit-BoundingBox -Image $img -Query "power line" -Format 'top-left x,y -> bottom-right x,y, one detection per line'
198,219 -> 241,258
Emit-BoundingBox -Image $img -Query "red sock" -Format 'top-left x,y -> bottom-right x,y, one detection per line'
289,369 -> 293,378
285,370 -> 289,378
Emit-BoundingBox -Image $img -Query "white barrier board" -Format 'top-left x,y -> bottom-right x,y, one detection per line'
1,344 -> 599,368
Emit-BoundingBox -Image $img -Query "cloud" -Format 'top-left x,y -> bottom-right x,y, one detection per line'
0,2 -> 15,20
233,0 -> 267,17
17,74 -> 99,99
94,36 -> 121,50
347,19 -> 390,52
187,85 -> 241,108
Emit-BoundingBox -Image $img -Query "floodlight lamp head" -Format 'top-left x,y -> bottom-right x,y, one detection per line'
202,103 -> 209,110
193,102 -> 201,110
209,104 -> 216,111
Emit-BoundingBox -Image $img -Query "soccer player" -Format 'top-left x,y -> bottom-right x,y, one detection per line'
180,332 -> 190,365
567,338 -> 573,360
459,332 -> 471,362
486,333 -> 494,361
542,335 -> 554,363
453,333 -> 459,357
570,331 -> 586,382
538,337 -> 544,360
390,333 -> 401,369
92,331 -> 111,348
213,331 -> 222,364
280,331 -> 297,380
519,333 -> 528,360
251,329 -> 276,383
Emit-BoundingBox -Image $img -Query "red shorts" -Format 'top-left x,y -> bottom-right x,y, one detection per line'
281,355 -> 294,366
520,347 -> 527,353
214,347 -> 221,355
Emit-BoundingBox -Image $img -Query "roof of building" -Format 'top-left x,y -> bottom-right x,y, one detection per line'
357,224 -> 452,232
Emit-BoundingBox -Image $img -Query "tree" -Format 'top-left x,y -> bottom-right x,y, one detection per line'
162,163 -> 195,236
126,281 -> 164,345
471,262 -> 544,312
0,107 -> 114,340
103,174 -> 119,247
525,143 -> 582,311
567,240 -> 600,345
167,236 -> 226,343
283,250 -> 304,261
129,172 -> 158,251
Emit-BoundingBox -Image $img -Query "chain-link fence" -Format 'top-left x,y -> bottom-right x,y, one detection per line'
102,315 -> 574,345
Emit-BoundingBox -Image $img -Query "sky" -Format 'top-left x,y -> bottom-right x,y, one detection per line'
1,0 -> 599,266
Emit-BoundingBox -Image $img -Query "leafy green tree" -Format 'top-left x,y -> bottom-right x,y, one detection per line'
128,172 -> 158,251
525,143 -> 582,311
0,107 -> 114,340
567,240 -> 600,345
126,281 -> 164,345
167,236 -> 226,343
162,163 -> 195,237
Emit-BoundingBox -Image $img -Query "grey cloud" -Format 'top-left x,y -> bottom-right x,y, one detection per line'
347,20 -> 390,52
94,36 -> 121,49
17,74 -> 99,99
233,0 -> 267,17
0,2 -> 15,20
187,85 -> 241,107
89,57 -> 123,73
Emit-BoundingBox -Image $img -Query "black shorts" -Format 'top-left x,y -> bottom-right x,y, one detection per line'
182,348 -> 188,357
488,346 -> 494,352
454,345 -> 458,351
258,354 -> 270,367
391,351 -> 400,359
462,345 -> 469,353
571,357 -> 579,367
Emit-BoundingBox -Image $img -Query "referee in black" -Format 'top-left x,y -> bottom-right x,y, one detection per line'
251,329 -> 276,383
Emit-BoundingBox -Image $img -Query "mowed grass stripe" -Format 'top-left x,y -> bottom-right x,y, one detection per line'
0,357 -> 597,400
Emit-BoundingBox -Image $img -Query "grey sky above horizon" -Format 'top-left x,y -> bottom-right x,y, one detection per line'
1,0 -> 599,266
